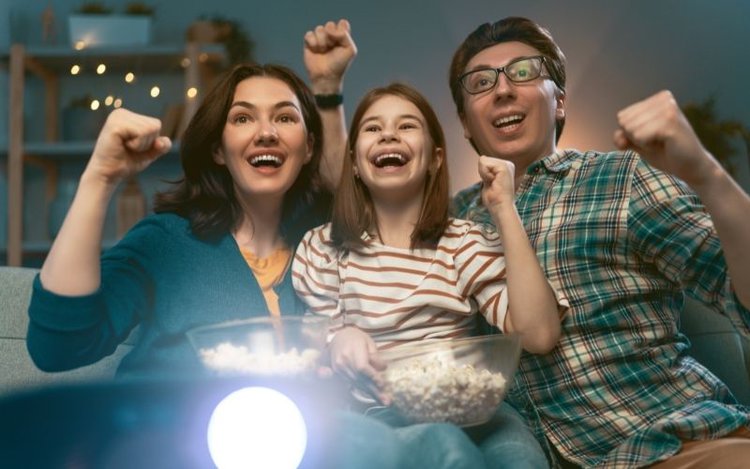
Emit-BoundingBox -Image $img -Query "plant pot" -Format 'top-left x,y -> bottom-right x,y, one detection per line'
62,106 -> 107,141
68,14 -> 152,47
185,20 -> 231,43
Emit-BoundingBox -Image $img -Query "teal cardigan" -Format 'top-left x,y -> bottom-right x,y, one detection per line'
27,212 -> 315,378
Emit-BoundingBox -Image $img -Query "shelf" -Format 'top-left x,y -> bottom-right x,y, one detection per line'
4,41 -> 217,266
0,43 -> 226,74
1,140 -> 182,161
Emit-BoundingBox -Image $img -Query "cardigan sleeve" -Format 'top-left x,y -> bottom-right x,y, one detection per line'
26,215 -> 161,372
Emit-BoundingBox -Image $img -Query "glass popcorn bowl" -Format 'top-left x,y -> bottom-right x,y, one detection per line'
187,316 -> 329,378
378,334 -> 521,427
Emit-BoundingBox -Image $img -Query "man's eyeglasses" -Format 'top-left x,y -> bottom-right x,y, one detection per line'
459,56 -> 549,95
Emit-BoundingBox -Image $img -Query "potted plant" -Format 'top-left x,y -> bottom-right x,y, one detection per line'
682,97 -> 746,177
68,1 -> 154,48
186,15 -> 254,65
61,94 -> 107,141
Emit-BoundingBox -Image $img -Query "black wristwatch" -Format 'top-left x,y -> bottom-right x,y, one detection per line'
314,93 -> 343,109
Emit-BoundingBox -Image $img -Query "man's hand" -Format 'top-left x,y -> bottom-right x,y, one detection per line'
614,90 -> 720,189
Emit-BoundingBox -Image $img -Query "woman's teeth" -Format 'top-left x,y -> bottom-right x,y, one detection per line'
249,154 -> 283,168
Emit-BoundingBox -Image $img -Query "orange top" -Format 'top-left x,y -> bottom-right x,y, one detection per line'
239,246 -> 292,317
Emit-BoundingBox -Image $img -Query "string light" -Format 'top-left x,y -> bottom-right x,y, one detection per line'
70,64 -> 81,75
181,57 -> 191,68
114,98 -> 123,108
96,63 -> 107,75
90,99 -> 100,111
186,87 -> 198,98
104,95 -> 114,106
74,40 -> 86,50
150,86 -> 160,98
124,72 -> 135,83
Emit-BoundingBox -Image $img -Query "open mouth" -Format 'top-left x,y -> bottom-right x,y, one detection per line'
248,154 -> 283,168
371,152 -> 409,168
493,114 -> 524,129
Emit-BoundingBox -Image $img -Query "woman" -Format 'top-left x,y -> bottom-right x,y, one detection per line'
27,62 -> 334,377
293,83 -> 566,468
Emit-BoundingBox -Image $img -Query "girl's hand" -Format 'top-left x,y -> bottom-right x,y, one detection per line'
303,19 -> 357,93
328,326 -> 389,404
479,155 -> 516,210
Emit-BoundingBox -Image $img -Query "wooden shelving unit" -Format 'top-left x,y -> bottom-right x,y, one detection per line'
2,43 -> 223,266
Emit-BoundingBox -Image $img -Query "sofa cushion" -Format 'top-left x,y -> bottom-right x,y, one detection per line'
0,267 -> 131,395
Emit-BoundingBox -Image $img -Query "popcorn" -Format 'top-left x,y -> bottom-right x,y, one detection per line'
199,342 -> 321,376
384,356 -> 507,426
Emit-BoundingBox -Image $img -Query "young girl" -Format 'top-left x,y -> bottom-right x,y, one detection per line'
293,83 -> 567,467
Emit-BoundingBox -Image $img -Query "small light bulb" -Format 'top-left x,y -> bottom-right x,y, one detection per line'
90,100 -> 100,111
74,40 -> 86,50
70,64 -> 81,75
181,57 -> 191,68
104,95 -> 114,106
114,98 -> 123,108
124,72 -> 135,83
186,87 -> 198,98
96,63 -> 106,75
150,86 -> 160,98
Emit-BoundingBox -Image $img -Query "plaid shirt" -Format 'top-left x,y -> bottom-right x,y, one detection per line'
453,149 -> 750,468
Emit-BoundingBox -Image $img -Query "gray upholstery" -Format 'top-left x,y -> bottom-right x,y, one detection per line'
681,296 -> 750,404
0,267 -> 133,395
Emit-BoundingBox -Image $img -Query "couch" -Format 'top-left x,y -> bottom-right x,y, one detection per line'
2,266 -> 749,404
0,266 -> 134,395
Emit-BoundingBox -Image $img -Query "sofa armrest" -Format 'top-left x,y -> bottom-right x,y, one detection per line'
680,296 -> 750,405
0,267 -> 131,396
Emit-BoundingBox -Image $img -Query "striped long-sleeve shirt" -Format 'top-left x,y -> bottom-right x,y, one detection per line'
293,219 -> 517,350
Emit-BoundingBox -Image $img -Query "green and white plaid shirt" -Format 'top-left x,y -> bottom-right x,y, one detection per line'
453,149 -> 750,468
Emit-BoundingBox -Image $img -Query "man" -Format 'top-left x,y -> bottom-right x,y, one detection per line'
449,16 -> 750,468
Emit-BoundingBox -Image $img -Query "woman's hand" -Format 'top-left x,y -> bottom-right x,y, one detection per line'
83,108 -> 172,187
329,326 -> 389,404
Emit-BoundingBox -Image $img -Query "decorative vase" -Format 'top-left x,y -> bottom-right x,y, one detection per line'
62,105 -> 107,141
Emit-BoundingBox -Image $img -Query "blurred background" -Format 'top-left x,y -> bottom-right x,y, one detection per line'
2,0 -> 749,265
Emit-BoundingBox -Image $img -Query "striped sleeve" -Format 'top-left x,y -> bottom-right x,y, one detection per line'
292,224 -> 345,332
453,222 -> 509,332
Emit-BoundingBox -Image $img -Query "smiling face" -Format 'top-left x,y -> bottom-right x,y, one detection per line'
213,76 -> 313,203
354,94 -> 442,205
460,41 -> 565,172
